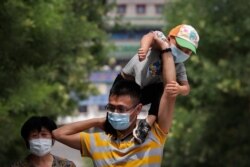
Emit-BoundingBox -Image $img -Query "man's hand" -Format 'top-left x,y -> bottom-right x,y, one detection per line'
166,81 -> 181,97
138,47 -> 148,61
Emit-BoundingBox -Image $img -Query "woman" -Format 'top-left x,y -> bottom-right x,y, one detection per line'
11,116 -> 76,167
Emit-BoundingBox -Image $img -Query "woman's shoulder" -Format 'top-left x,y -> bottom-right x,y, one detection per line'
52,155 -> 76,167
10,159 -> 29,167
10,156 -> 30,167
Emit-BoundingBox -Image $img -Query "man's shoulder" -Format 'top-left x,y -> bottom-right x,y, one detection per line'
151,122 -> 168,136
80,130 -> 108,140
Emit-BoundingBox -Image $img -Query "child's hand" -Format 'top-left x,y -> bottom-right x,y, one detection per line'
138,47 -> 148,61
166,81 -> 181,97
153,32 -> 170,50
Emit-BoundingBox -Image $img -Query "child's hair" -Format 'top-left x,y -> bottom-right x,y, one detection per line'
21,116 -> 57,148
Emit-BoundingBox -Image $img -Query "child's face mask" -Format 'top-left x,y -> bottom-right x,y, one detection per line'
171,44 -> 190,63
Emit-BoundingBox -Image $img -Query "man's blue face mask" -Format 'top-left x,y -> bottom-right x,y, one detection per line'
171,44 -> 190,63
108,111 -> 130,130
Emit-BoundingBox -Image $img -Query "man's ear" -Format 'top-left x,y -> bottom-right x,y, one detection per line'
135,103 -> 143,115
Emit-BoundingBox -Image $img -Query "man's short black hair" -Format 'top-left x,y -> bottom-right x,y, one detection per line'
109,79 -> 141,105
21,116 -> 57,148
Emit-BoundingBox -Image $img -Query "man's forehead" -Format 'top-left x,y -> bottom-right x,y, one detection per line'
109,94 -> 132,104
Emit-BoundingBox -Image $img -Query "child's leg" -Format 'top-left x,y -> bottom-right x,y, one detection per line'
144,82 -> 164,125
133,83 -> 163,143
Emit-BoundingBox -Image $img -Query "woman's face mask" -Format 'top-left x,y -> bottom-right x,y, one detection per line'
29,138 -> 52,157
108,112 -> 131,130
171,44 -> 190,63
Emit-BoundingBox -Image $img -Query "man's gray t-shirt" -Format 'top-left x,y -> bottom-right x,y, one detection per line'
122,49 -> 188,88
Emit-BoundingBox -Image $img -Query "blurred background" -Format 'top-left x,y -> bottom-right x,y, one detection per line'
0,0 -> 249,166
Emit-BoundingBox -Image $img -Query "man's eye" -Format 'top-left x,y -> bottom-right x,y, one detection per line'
106,105 -> 115,111
110,107 -> 116,111
117,107 -> 126,112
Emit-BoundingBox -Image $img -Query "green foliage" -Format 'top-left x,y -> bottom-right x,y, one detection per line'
162,0 -> 250,166
0,0 -> 111,166
164,109 -> 208,166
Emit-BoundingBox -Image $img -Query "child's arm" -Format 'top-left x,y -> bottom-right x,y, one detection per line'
138,31 -> 168,61
138,31 -> 154,61
166,81 -> 190,97
178,81 -> 190,96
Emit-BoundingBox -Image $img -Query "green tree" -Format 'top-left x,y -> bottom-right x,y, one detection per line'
162,0 -> 250,167
0,0 -> 112,165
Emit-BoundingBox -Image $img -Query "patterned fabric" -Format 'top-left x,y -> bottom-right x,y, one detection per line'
168,24 -> 199,53
80,122 -> 167,167
11,155 -> 76,167
122,48 -> 187,88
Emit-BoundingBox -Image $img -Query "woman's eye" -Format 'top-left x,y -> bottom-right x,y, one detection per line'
30,134 -> 38,138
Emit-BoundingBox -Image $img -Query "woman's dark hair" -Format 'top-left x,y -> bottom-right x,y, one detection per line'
21,116 -> 57,148
104,79 -> 141,137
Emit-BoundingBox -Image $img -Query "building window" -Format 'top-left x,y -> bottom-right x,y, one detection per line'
136,4 -> 146,14
117,4 -> 126,14
78,105 -> 87,113
155,4 -> 163,14
98,105 -> 106,111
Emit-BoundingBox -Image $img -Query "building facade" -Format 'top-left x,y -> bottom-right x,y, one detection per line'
107,0 -> 165,27
107,0 -> 166,62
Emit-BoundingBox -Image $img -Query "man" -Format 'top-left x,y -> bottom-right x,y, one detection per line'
52,39 -> 176,167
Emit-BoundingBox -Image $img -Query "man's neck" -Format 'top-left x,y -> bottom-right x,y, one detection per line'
116,121 -> 137,141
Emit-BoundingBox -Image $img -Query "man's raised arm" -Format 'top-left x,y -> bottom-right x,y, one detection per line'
52,117 -> 105,150
153,32 -> 177,134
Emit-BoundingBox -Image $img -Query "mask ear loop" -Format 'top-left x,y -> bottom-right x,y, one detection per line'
129,104 -> 141,143
129,104 -> 140,121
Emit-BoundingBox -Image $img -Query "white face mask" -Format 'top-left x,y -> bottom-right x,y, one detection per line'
170,44 -> 190,63
29,138 -> 52,157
